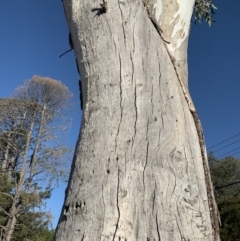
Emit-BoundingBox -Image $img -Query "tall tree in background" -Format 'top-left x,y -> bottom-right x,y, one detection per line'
0,76 -> 73,241
55,0 -> 220,240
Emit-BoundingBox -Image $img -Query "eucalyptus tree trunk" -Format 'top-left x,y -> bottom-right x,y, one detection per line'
55,0 -> 220,240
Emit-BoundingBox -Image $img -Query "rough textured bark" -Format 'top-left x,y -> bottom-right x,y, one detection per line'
55,0 -> 220,240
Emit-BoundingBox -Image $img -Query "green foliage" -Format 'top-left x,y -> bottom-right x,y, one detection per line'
37,230 -> 54,241
208,154 -> 240,241
13,212 -> 54,241
0,170 -> 53,241
0,170 -> 13,227
194,0 -> 217,26
218,198 -> 240,241
209,154 -> 240,200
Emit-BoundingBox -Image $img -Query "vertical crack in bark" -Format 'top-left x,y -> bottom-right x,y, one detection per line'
106,20 -> 114,43
150,84 -> 154,117
160,113 -> 164,129
152,181 -> 156,214
115,53 -> 123,152
143,119 -> 150,187
175,214 -> 183,241
157,56 -> 161,88
143,141 -> 149,188
113,38 -> 118,54
130,52 -> 134,86
81,232 -> 85,241
132,21 -> 136,53
131,21 -> 137,146
167,152 -> 177,198
183,147 -> 189,175
113,169 -> 120,241
171,175 -> 177,198
133,61 -> 137,146
130,50 -> 136,146
101,183 -> 106,238
102,184 -> 105,210
117,0 -> 126,45
156,212 -> 161,241
156,50 -> 165,133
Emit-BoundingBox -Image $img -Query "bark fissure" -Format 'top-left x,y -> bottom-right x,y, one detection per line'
101,183 -> 106,239
143,139 -> 149,187
157,54 -> 161,88
183,147 -> 189,176
150,84 -> 154,118
175,215 -> 183,241
132,21 -> 136,53
130,52 -> 137,146
117,0 -> 126,45
167,151 -> 177,198
133,67 -> 137,145
155,212 -> 161,241
160,112 -> 164,129
112,169 -> 121,241
115,53 -> 123,152
80,233 -> 85,241
130,53 -> 134,86
152,182 -> 156,214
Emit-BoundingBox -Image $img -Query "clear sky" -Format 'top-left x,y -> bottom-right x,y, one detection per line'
1,0 -> 240,228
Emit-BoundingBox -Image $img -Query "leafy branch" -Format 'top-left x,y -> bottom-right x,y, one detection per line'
194,0 -> 217,26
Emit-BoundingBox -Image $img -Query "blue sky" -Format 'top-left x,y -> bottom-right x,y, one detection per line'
1,0 -> 240,228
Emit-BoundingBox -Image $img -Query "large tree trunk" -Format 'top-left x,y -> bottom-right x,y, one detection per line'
55,0 -> 220,240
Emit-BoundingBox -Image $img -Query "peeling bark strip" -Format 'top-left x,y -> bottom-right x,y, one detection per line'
143,0 -> 170,44
143,1 -> 220,240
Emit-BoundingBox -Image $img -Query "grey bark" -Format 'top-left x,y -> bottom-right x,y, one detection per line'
55,0 -> 220,240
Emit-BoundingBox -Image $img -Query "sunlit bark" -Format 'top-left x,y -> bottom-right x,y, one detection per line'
55,1 -> 220,240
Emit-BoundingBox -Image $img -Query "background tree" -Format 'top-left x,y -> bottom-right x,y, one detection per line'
208,154 -> 240,241
0,171 -> 12,236
217,198 -> 240,241
13,209 -> 54,241
55,0 -> 220,240
0,76 -> 73,241
0,170 -> 54,241
209,154 -> 240,199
